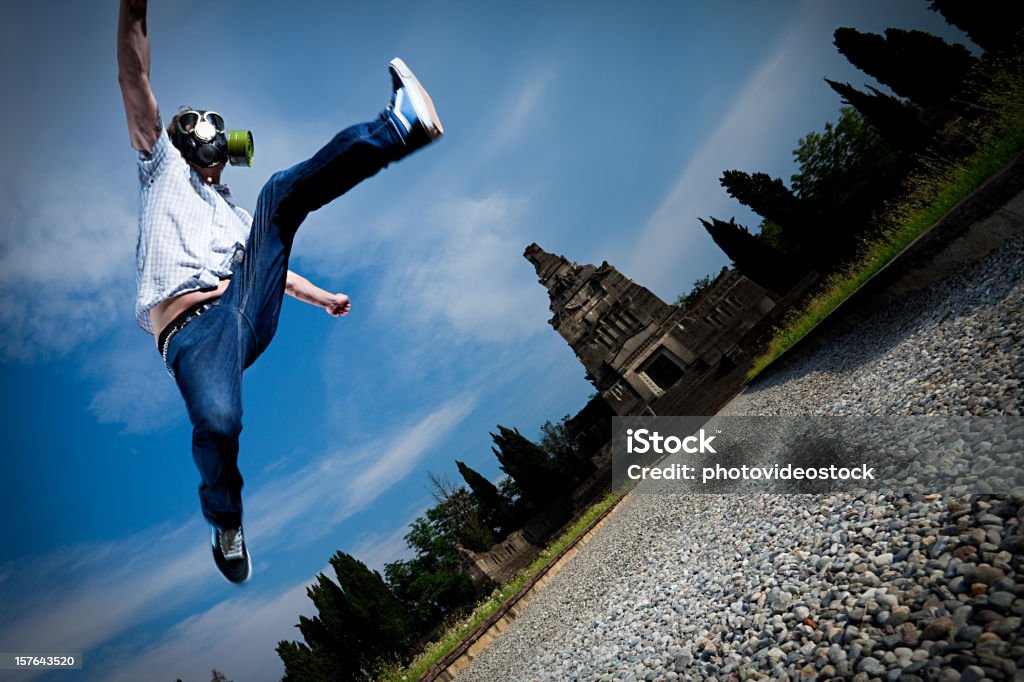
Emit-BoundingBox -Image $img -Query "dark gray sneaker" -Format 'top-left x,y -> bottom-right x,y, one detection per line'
211,526 -> 252,584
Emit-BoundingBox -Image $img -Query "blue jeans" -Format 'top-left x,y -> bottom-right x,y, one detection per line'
164,113 -> 406,530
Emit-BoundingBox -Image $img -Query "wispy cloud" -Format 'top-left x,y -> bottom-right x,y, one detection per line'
0,521 -> 210,680
348,521 -> 416,574
289,68 -> 558,347
101,576 -> 316,682
249,395 -> 478,545
475,67 -> 556,160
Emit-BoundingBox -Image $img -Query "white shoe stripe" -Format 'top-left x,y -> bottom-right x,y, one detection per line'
393,90 -> 412,134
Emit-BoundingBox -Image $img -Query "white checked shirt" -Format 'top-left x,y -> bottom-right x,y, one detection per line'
135,127 -> 253,333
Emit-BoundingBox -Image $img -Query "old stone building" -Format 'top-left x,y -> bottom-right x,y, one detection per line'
525,243 -> 788,416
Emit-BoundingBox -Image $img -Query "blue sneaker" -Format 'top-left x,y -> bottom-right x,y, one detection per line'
387,57 -> 444,151
211,525 -> 252,585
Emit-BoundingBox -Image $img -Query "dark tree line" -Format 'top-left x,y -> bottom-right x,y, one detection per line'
699,0 -> 1022,295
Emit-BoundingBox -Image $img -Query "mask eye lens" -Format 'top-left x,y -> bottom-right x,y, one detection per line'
178,112 -> 199,134
206,113 -> 225,133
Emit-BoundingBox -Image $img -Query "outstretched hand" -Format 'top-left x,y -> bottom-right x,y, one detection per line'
324,293 -> 352,317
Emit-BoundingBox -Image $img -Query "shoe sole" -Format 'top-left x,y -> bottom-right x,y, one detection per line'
389,57 -> 444,139
215,550 -> 252,585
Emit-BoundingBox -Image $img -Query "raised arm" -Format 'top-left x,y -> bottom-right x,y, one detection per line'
285,271 -> 352,317
117,0 -> 161,153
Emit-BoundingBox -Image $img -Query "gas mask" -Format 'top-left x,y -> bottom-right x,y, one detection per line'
171,109 -> 254,168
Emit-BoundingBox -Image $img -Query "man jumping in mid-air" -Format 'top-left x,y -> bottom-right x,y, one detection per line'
117,0 -> 443,583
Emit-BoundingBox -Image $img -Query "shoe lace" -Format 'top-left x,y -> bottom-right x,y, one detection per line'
218,527 -> 245,560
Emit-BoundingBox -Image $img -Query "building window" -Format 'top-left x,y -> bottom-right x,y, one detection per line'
594,326 -> 617,350
641,349 -> 687,391
608,382 -> 625,401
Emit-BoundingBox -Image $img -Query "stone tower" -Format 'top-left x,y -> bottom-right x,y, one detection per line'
524,243 -> 778,416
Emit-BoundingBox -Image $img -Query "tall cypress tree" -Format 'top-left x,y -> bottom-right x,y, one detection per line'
491,425 -> 570,508
833,27 -> 977,112
719,171 -> 812,238
699,217 -> 806,293
278,552 -> 412,681
825,79 -> 932,152
456,460 -> 519,533
929,0 -> 1024,54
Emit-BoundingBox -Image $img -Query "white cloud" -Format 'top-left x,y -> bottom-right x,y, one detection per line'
106,517 -> 424,681
284,68 -> 558,347
86,337 -> 183,433
380,193 -> 547,343
99,515 -> 435,681
0,521 -> 211,681
0,164 -> 137,360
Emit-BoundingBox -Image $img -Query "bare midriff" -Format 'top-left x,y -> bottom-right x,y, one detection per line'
151,278 -> 231,346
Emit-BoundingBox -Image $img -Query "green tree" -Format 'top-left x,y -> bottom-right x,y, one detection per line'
674,274 -> 717,308
790,107 -> 907,253
456,460 -> 519,534
277,552 -> 412,681
424,473 -> 499,552
791,108 -> 896,200
491,425 -> 572,508
383,479 -> 488,637
498,476 -> 527,518
539,415 -> 594,481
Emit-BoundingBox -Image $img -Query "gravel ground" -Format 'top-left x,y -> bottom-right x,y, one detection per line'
455,232 -> 1024,682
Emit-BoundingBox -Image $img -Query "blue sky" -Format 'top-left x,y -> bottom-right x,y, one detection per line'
0,1 -> 969,680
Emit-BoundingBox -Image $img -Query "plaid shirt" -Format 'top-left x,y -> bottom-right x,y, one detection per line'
134,128 -> 253,333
